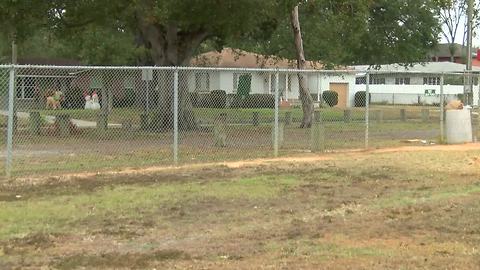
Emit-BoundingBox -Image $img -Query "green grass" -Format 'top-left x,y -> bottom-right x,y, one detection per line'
267,239 -> 393,259
375,184 -> 480,209
0,175 -> 299,240
37,105 -> 441,125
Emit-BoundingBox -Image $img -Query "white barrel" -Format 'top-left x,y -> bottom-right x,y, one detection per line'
446,109 -> 473,144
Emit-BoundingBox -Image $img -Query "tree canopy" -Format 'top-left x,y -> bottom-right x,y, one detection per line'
1,0 -> 445,67
234,0 -> 443,67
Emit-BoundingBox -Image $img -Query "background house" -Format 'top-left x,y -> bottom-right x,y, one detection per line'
190,48 -> 356,107
8,50 -> 358,110
9,58 -> 83,110
352,62 -> 480,106
430,43 -> 480,67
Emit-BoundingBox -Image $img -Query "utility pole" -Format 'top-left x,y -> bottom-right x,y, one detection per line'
466,0 -> 474,105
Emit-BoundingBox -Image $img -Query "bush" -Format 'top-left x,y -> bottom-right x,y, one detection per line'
354,91 -> 371,107
322,91 -> 338,107
62,88 -> 85,109
113,88 -> 137,108
227,94 -> 243,108
196,93 -> 210,108
209,90 -> 227,108
243,94 -> 275,108
194,90 -> 227,108
189,92 -> 199,107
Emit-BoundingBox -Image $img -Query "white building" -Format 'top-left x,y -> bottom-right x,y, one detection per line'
190,48 -> 356,107
351,62 -> 480,106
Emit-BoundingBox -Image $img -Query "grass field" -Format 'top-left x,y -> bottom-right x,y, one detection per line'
38,105 -> 442,124
1,145 -> 480,269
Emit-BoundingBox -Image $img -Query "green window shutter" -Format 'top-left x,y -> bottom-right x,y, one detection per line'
237,74 -> 252,98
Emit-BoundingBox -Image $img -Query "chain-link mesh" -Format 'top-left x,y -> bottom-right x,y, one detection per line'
2,65 -> 478,177
366,72 -> 444,148
280,71 -> 366,152
10,67 -> 174,176
178,70 -> 275,162
0,67 -> 9,172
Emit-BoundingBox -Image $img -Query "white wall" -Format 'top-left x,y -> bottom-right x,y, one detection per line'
187,70 -> 357,106
354,84 -> 479,106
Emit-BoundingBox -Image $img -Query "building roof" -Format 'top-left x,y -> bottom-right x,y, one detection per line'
190,48 -> 326,70
351,61 -> 480,74
18,57 -> 82,66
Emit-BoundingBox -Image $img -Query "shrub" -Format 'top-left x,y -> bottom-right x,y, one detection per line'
209,90 -> 227,108
354,91 -> 371,107
243,94 -> 275,108
194,90 -> 227,108
227,93 -> 243,108
189,92 -> 199,107
62,88 -> 84,109
113,88 -> 137,108
196,93 -> 210,108
124,88 -> 136,107
322,91 -> 338,107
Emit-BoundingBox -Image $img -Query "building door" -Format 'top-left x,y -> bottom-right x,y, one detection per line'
329,83 -> 349,108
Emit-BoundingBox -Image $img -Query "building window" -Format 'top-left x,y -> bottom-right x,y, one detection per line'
425,89 -> 436,96
195,72 -> 210,92
395,77 -> 410,85
16,77 -> 36,99
423,77 -> 440,85
355,77 -> 385,85
369,77 -> 386,85
356,77 -> 366,85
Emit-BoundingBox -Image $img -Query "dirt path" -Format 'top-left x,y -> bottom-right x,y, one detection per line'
11,143 -> 480,186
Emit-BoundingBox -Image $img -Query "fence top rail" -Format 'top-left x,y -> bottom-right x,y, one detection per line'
1,64 -> 479,77
0,64 -> 357,74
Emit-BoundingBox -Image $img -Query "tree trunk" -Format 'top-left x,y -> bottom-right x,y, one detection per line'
137,20 -> 207,131
101,70 -> 114,114
290,5 -> 314,128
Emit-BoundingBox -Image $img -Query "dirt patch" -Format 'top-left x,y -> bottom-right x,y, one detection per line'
2,233 -> 57,255
53,249 -> 190,270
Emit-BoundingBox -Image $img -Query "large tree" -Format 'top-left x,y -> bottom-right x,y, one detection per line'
235,0 -> 442,66
45,0 -> 283,129
439,0 -> 480,62
1,0 -> 443,129
234,0 -> 442,127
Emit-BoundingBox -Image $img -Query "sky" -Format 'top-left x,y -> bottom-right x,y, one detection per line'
441,23 -> 480,47
440,1 -> 480,47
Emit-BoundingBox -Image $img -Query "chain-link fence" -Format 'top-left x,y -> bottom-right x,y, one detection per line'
0,65 -> 478,177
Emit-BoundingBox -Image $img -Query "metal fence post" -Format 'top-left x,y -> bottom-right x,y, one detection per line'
440,74 -> 445,143
6,66 -> 15,177
365,71 -> 370,149
173,68 -> 179,165
274,71 -> 280,157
